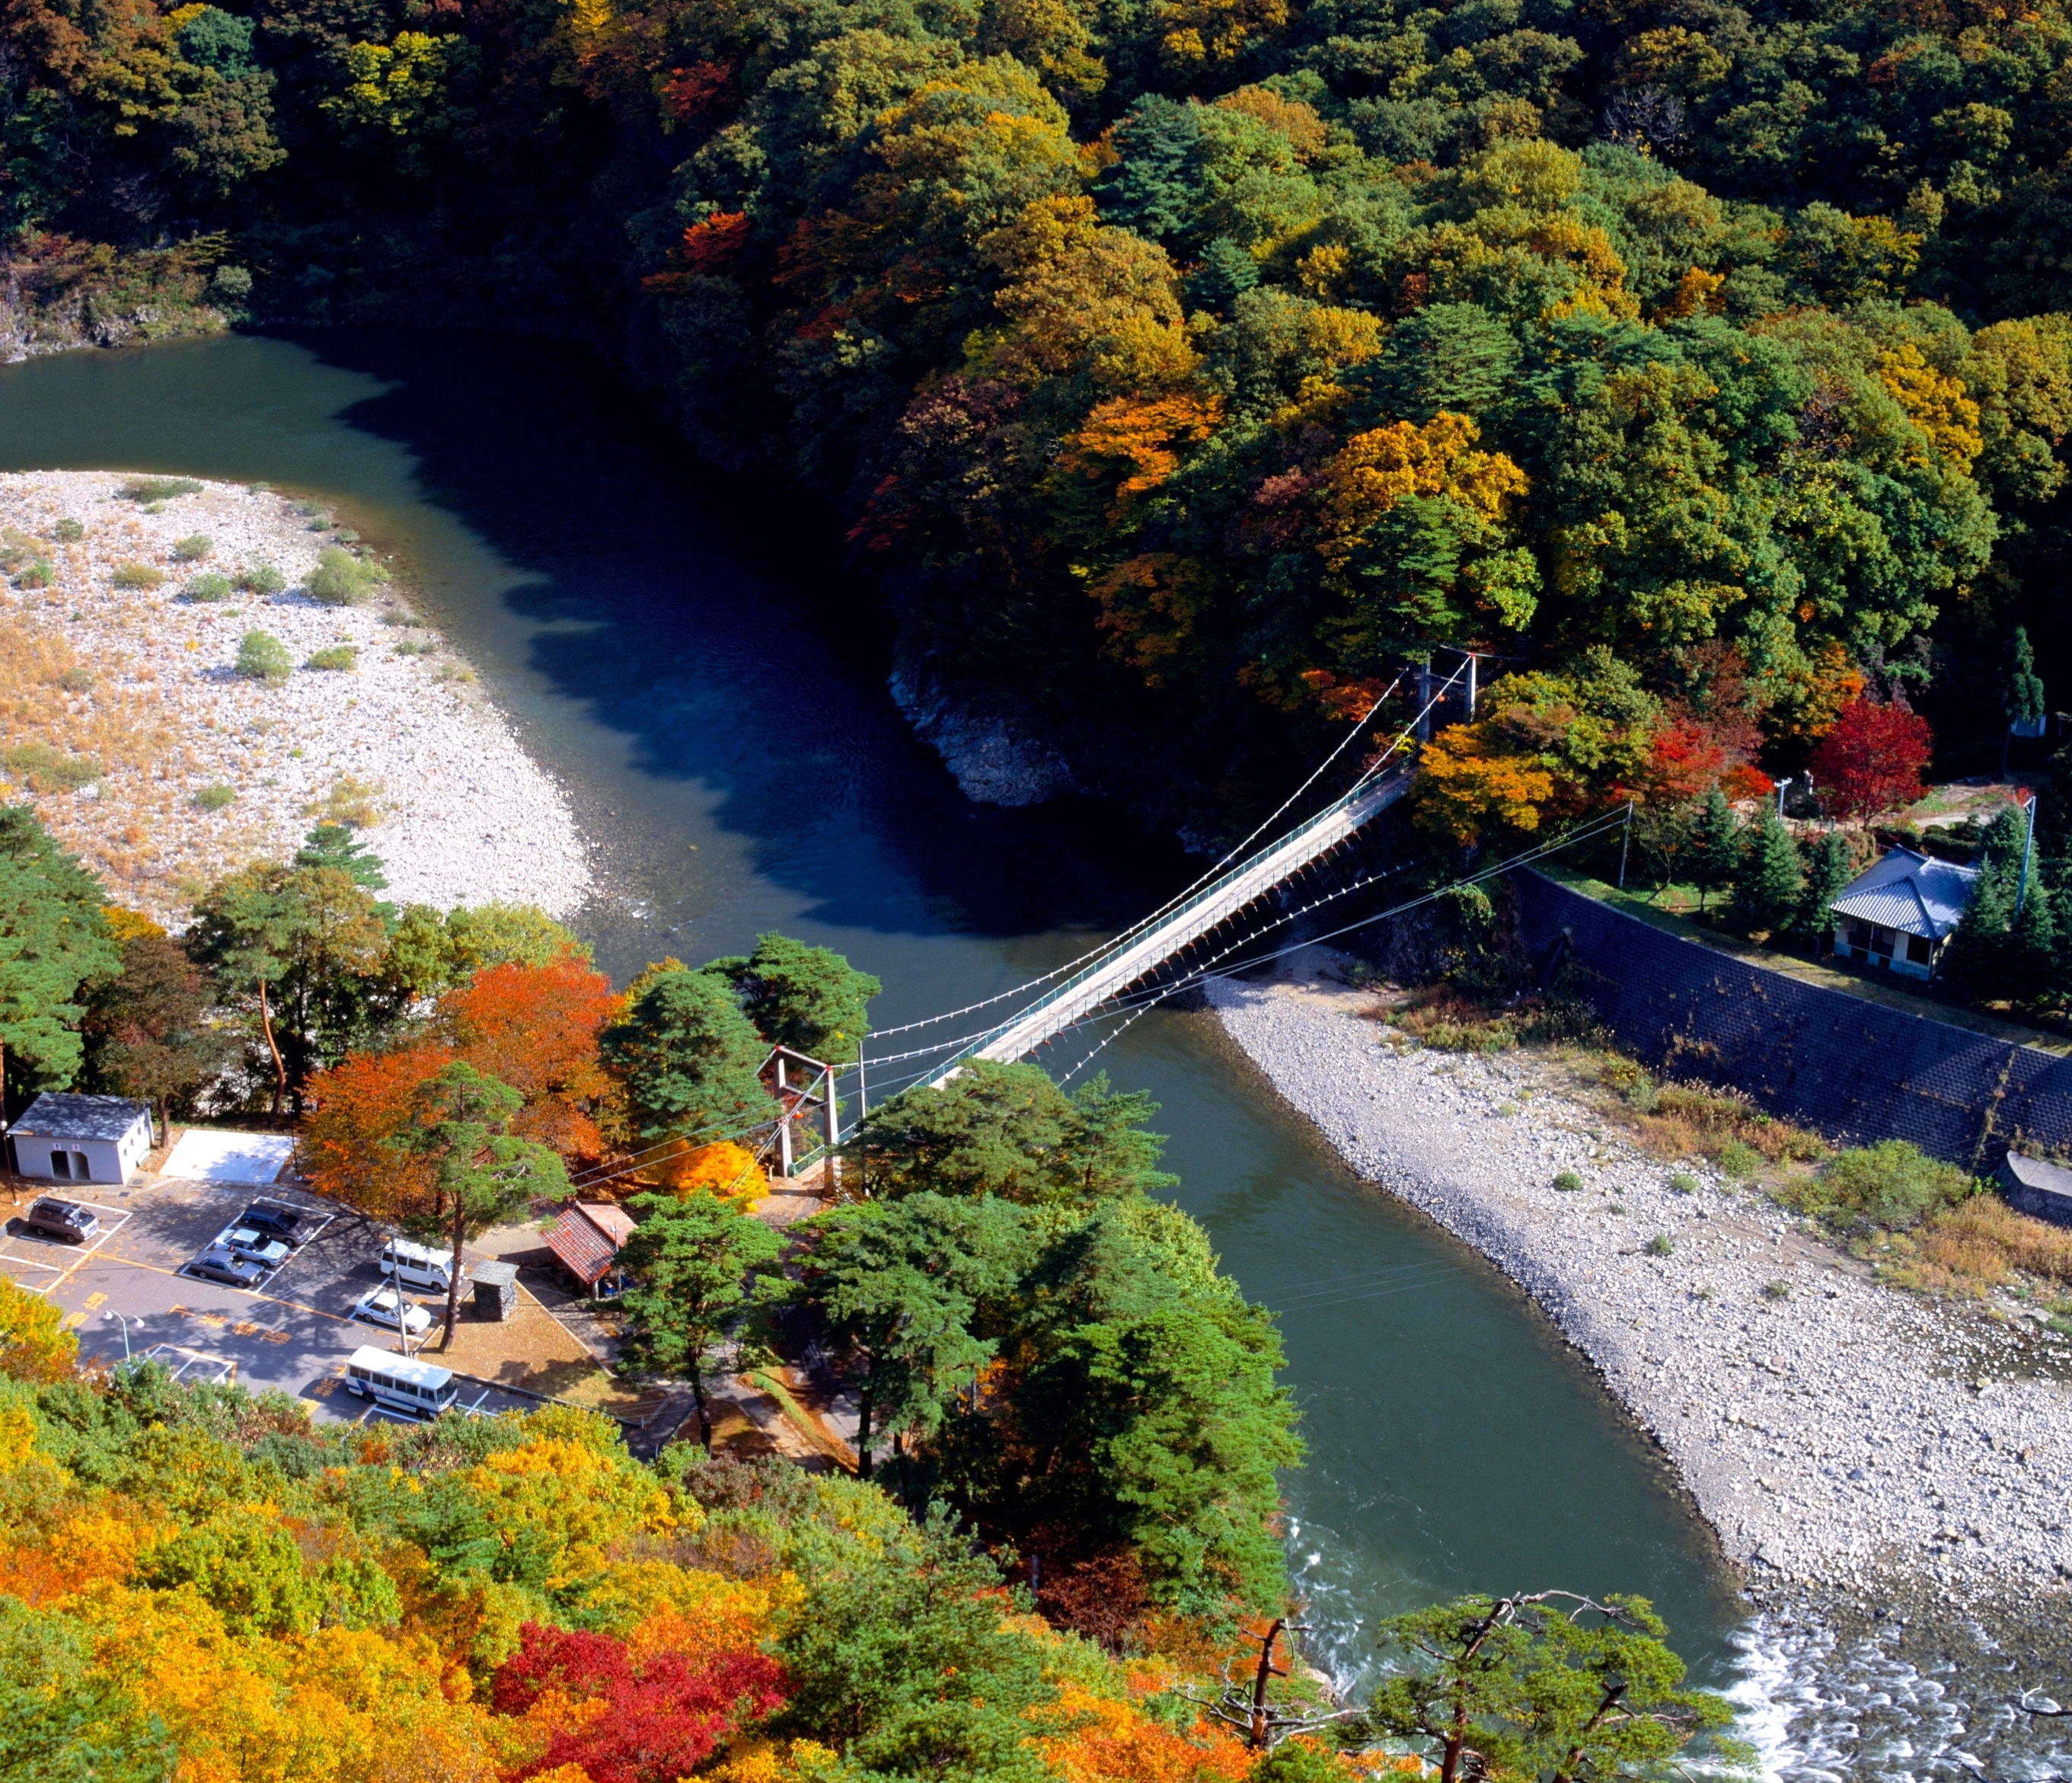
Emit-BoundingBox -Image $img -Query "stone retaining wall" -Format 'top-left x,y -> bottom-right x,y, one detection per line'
1515,869 -> 2072,1168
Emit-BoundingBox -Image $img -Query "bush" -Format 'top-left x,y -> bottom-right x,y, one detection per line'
111,561 -> 164,590
52,517 -> 84,542
1647,1233 -> 1674,1255
305,773 -> 384,827
184,573 -> 232,602
305,547 -> 388,606
235,562 -> 286,596
1668,1171 -> 1699,1193
1774,1139 -> 1977,1232
391,638 -> 435,657
1716,1139 -> 1760,1178
171,534 -> 212,561
118,477 -> 202,503
209,264 -> 252,301
194,784 -> 236,812
59,667 -> 94,692
0,742 -> 101,792
305,644 -> 359,672
14,558 -> 52,589
235,631 -> 293,686
1553,1170 -> 1584,1192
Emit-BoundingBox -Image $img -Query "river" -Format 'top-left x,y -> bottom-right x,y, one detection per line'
0,328 -> 2048,1778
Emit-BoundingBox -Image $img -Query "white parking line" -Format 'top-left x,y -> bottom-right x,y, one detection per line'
2,1204 -> 134,1293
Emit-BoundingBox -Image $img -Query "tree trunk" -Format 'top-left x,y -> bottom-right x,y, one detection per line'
855,1385 -> 873,1478
257,979 -> 287,1118
439,1195 -> 465,1353
691,1368 -> 712,1449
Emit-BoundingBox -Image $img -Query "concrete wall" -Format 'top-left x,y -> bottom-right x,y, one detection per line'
1515,869 -> 2072,1170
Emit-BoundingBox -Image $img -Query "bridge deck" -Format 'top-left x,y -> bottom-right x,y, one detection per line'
942,772 -> 1410,1075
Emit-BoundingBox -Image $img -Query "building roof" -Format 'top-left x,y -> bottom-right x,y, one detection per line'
9,1093 -> 150,1141
1830,847 -> 1979,941
543,1202 -> 637,1285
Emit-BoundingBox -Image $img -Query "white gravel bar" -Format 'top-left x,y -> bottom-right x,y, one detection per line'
0,471 -> 589,922
1208,966 -> 2072,1600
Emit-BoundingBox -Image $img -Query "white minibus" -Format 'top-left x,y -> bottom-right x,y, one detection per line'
343,1345 -> 457,1417
380,1236 -> 458,1293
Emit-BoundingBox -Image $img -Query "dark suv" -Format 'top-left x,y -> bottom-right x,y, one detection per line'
18,1198 -> 97,1245
237,1200 -> 318,1247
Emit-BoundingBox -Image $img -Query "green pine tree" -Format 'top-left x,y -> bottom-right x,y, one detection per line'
1732,809 -> 1803,937
702,932 -> 882,1064
1690,789 -> 1740,912
599,967 -> 777,1144
2006,625 -> 2046,728
0,805 -> 119,1117
1796,829 -> 1855,951
1941,865 -> 2014,1001
2010,875 -> 2056,995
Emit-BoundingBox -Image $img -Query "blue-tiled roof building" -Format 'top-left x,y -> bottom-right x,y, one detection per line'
1829,846 -> 1979,981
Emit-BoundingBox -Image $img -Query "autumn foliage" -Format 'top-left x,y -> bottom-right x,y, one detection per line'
1811,698 -> 1935,818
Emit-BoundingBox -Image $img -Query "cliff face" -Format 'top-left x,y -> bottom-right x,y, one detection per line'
887,666 -> 1077,807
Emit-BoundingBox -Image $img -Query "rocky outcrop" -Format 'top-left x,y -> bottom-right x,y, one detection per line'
889,665 -> 1075,807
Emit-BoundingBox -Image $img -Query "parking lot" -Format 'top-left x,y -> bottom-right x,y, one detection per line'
2,1171 -> 551,1424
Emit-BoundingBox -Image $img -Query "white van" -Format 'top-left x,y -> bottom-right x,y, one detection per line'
343,1345 -> 457,1417
380,1236 -> 458,1293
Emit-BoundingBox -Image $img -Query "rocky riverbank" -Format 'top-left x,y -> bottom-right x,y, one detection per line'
1207,964 -> 2072,1604
0,470 -> 590,922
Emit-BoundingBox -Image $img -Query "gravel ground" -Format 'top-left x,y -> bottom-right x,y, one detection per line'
1208,962 -> 2072,1603
0,471 -> 589,922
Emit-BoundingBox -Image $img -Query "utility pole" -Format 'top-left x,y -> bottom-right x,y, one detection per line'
1618,797 -> 1635,890
1465,650 -> 1478,720
1416,657 -> 1434,743
1776,775 -> 1794,820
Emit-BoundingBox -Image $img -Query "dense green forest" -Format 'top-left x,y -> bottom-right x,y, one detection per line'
8,0 -> 2072,817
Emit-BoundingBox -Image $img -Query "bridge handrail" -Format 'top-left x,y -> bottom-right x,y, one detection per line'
920,766 -> 1406,1082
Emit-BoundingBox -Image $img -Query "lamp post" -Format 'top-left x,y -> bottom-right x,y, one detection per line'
1776,775 -> 1794,820
104,1309 -> 135,1363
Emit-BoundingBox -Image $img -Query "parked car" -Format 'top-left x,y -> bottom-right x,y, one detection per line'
187,1247 -> 269,1289
380,1236 -> 458,1293
351,1286 -> 434,1337
222,1225 -> 291,1268
17,1198 -> 98,1245
238,1200 -> 318,1246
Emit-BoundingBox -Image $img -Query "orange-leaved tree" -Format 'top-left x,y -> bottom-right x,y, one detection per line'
438,957 -> 624,1161
299,1042 -> 457,1216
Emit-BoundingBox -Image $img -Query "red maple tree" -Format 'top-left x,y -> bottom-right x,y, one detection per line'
439,958 -> 621,1159
1810,698 -> 1934,818
493,1622 -> 789,1783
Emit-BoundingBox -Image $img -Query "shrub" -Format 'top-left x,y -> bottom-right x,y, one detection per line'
305,644 -> 359,672
1668,1171 -> 1699,1193
209,264 -> 252,301
1716,1139 -> 1760,1178
1553,1170 -> 1584,1192
1647,1233 -> 1674,1255
1601,1064 -> 1826,1168
308,517 -> 334,532
0,742 -> 101,792
236,631 -> 293,686
1762,1279 -> 1793,1300
195,784 -> 237,812
52,517 -> 84,542
1774,1139 -> 1976,1232
112,561 -> 164,590
305,547 -> 388,606
118,477 -> 202,503
235,562 -> 286,596
14,558 -> 52,589
391,638 -> 434,657
171,534 -> 212,561
59,667 -> 94,692
184,573 -> 232,602
305,774 -> 384,827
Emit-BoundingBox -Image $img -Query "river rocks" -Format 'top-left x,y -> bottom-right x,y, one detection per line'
1207,964 -> 2072,1604
888,665 -> 1074,806
0,471 -> 589,922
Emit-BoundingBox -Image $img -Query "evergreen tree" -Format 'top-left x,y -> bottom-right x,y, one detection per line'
1796,829 -> 1854,952
599,968 -> 776,1144
1940,865 -> 2014,1001
2005,625 -> 2046,729
1978,804 -> 2027,880
0,805 -> 118,1117
618,1190 -> 785,1449
293,822 -> 388,893
1689,789 -> 1740,911
703,932 -> 881,1064
1731,809 -> 1802,936
2010,873 -> 2056,995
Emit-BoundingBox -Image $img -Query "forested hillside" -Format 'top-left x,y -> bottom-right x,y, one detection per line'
8,0 -> 2072,816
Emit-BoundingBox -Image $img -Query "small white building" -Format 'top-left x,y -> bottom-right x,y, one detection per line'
1829,847 -> 1979,981
5,1093 -> 153,1186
